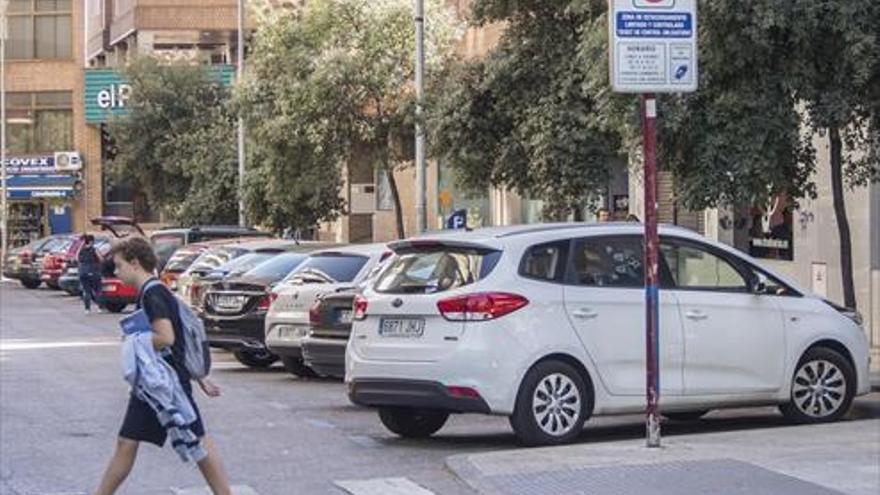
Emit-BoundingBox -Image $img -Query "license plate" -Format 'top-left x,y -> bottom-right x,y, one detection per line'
277,325 -> 308,339
215,295 -> 245,310
379,318 -> 425,338
336,309 -> 352,324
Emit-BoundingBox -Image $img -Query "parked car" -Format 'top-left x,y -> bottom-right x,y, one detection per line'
160,243 -> 211,291
150,226 -> 272,272
39,237 -> 79,290
202,243 -> 336,368
301,290 -> 363,379
345,223 -> 871,446
178,239 -> 304,309
91,217 -> 145,312
266,244 -> 391,377
4,235 -> 72,289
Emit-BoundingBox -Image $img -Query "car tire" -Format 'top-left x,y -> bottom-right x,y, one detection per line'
509,360 -> 592,447
21,279 -> 41,289
378,407 -> 449,439
662,410 -> 709,421
780,347 -> 855,424
233,349 -> 279,369
281,356 -> 318,378
46,282 -> 61,290
104,302 -> 127,313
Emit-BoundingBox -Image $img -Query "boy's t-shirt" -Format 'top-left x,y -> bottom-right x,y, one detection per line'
138,279 -> 192,386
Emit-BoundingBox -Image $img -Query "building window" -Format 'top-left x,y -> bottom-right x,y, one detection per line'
8,0 -> 72,60
6,92 -> 74,153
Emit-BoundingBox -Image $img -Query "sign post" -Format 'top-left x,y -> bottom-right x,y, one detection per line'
609,0 -> 697,448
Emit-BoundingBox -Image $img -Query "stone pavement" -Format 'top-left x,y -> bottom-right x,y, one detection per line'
447,416 -> 880,495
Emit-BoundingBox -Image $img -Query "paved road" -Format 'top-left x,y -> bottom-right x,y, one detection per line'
1,281 -> 877,495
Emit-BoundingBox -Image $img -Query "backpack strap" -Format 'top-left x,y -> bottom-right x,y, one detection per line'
139,278 -> 164,309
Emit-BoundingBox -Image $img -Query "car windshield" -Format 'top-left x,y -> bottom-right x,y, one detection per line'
241,252 -> 309,282
212,252 -> 278,277
164,248 -> 205,273
374,247 -> 501,294
283,253 -> 370,284
187,246 -> 246,274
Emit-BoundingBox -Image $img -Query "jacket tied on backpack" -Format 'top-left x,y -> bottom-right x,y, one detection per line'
121,310 -> 207,463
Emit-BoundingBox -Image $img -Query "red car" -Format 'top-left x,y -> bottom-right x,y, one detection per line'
93,217 -> 145,313
39,237 -> 81,290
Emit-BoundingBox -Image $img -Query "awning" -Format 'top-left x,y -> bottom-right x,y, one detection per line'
3,175 -> 78,200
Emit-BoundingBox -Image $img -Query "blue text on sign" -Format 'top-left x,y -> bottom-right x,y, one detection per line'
616,12 -> 692,38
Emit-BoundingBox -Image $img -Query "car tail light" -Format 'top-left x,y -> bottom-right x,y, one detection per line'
447,386 -> 482,399
257,292 -> 278,311
437,292 -> 529,321
309,299 -> 322,325
353,295 -> 368,321
20,251 -> 32,264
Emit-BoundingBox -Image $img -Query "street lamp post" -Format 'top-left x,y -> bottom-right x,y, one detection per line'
1,0 -> 8,281
237,0 -> 246,227
414,0 -> 427,234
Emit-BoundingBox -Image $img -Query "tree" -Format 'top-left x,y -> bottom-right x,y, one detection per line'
787,0 -> 880,309
430,0 -> 621,220
238,0 -> 460,237
108,58 -> 239,225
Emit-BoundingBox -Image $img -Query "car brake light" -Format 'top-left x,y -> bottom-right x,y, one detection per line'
257,292 -> 278,311
437,292 -> 529,321
20,251 -> 32,264
447,386 -> 482,399
309,299 -> 322,325
353,295 -> 368,321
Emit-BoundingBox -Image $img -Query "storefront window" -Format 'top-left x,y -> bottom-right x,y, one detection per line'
6,92 -> 74,153
8,0 -> 72,60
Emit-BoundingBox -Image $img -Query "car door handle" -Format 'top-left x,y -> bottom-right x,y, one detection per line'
685,310 -> 708,321
572,308 -> 598,320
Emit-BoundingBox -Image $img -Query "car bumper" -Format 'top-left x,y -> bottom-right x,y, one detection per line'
40,270 -> 63,283
264,321 -> 310,356
204,314 -> 268,351
58,275 -> 81,293
347,378 -> 491,414
302,338 -> 347,377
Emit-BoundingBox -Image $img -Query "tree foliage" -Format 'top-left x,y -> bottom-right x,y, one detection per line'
108,58 -> 239,225
238,0 -> 460,236
430,0 -> 620,219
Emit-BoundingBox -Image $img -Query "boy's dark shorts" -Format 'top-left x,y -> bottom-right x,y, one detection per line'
119,387 -> 205,447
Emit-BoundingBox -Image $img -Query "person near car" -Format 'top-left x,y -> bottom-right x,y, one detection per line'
94,237 -> 233,495
78,234 -> 104,314
597,207 -> 611,222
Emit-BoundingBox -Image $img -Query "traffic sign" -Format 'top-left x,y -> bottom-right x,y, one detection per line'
609,0 -> 698,93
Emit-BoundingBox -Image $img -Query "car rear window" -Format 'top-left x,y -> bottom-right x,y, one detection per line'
284,253 -> 370,284
242,252 -> 309,282
374,248 -> 501,294
151,234 -> 185,268
188,246 -> 246,274
164,249 -> 204,273
215,252 -> 277,277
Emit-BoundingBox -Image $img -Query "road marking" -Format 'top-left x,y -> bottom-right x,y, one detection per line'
334,477 -> 436,495
346,435 -> 382,448
306,418 -> 337,429
171,485 -> 260,495
0,340 -> 118,351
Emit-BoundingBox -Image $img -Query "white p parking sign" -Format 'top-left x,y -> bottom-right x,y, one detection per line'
609,0 -> 698,93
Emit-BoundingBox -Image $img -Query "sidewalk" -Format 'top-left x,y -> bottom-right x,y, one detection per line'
447,418 -> 880,495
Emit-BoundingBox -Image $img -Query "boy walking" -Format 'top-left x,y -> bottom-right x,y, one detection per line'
78,234 -> 103,314
95,237 -> 232,495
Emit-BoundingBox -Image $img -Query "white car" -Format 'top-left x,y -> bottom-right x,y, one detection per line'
265,244 -> 391,377
346,223 -> 870,446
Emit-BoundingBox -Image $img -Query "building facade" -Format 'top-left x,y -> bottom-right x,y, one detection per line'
3,0 -> 98,246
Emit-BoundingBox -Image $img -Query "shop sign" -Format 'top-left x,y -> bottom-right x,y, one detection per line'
85,65 -> 236,124
748,195 -> 794,261
2,152 -> 82,174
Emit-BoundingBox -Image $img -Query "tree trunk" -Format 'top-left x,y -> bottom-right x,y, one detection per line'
829,127 -> 857,309
386,168 -> 406,240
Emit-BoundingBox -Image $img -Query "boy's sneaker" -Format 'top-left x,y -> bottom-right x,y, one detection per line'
84,309 -> 91,314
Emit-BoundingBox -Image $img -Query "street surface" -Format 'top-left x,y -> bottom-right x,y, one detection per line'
1,282 -> 878,495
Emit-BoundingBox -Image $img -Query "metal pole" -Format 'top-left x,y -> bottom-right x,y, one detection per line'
1,1 -> 8,281
641,93 -> 661,448
414,0 -> 427,233
237,0 -> 246,227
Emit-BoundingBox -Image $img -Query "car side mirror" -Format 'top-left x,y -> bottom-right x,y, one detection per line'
751,279 -> 768,294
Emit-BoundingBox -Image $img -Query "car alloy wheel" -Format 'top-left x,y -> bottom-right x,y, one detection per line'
792,359 -> 846,419
532,373 -> 582,437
